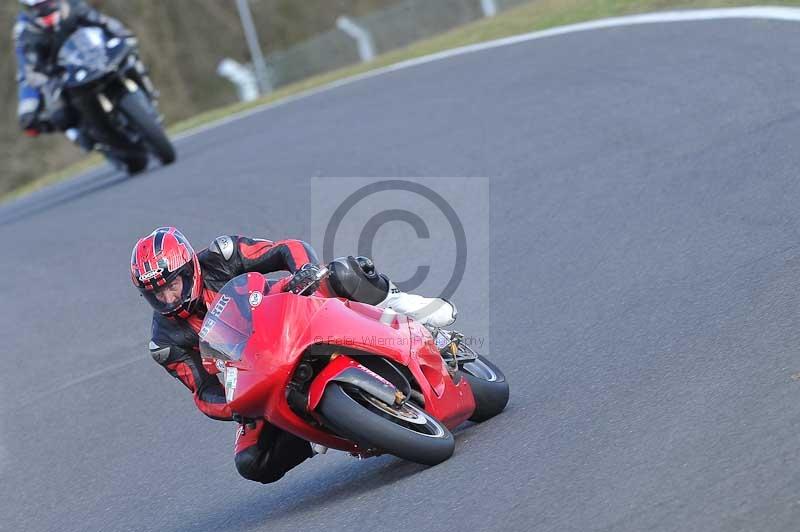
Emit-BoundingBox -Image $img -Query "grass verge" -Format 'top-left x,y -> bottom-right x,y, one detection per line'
4,0 -> 799,205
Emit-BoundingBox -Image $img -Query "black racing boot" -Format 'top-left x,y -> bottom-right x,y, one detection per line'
328,255 -> 457,328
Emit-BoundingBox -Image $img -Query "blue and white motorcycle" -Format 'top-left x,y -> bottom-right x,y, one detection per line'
52,26 -> 175,174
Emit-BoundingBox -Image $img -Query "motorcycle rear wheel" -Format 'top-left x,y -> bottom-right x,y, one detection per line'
458,354 -> 509,422
319,383 -> 454,466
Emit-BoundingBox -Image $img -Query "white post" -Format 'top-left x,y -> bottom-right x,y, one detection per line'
217,59 -> 259,102
235,0 -> 271,94
336,16 -> 376,62
481,0 -> 498,17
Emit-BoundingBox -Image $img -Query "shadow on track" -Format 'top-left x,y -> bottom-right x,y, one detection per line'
0,160 -> 172,228
171,454 -> 426,532
168,425 -> 483,532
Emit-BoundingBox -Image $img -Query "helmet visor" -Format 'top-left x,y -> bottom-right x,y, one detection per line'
23,0 -> 60,17
141,265 -> 195,315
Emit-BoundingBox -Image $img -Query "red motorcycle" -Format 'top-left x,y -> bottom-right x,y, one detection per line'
199,269 -> 509,466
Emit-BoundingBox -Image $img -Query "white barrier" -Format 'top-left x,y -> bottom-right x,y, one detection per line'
217,58 -> 260,102
337,16 -> 377,62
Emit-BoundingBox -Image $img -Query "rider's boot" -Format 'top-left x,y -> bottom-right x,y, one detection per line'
64,128 -> 95,152
376,279 -> 457,328
327,256 -> 457,328
66,127 -> 127,171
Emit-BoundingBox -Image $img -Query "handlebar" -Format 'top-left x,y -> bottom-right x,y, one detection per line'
296,266 -> 331,296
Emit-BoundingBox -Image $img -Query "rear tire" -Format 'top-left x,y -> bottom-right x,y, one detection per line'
459,355 -> 509,422
118,91 -> 176,165
319,383 -> 454,466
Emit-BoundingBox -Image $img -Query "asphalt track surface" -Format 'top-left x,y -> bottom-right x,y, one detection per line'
3,16 -> 800,532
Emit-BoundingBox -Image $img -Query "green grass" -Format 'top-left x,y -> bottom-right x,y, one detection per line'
4,0 -> 799,205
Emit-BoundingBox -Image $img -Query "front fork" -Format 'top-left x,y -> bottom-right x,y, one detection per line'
125,53 -> 159,104
100,55 -> 161,126
95,77 -> 138,115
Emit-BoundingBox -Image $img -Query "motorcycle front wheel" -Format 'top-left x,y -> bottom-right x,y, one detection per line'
103,150 -> 148,175
319,383 -> 454,466
118,91 -> 176,165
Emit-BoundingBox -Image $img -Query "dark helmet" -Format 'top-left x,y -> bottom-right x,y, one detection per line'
19,0 -> 65,31
131,227 -> 203,318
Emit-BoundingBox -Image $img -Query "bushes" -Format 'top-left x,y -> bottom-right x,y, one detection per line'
1,0 -> 398,196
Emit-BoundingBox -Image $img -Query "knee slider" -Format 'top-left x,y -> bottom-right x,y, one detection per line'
235,447 -> 268,482
234,448 -> 287,484
328,256 -> 389,305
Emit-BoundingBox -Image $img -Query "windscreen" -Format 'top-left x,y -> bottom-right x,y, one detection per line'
199,273 -> 266,361
57,27 -> 109,70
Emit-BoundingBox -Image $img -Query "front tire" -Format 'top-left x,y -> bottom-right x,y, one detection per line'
319,383 -> 454,466
118,152 -> 148,175
118,91 -> 176,165
101,150 -> 148,175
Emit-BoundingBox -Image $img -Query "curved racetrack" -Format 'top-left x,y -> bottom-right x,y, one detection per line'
4,15 -> 800,532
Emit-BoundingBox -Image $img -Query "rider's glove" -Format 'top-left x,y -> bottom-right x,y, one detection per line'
98,13 -> 134,39
19,111 -> 38,132
286,263 -> 321,295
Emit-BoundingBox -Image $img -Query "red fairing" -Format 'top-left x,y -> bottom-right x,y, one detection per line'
295,301 -> 474,426
201,272 -> 477,454
296,299 -> 415,363
407,319 -> 475,427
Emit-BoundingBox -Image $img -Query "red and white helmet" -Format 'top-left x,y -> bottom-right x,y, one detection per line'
20,0 -> 65,31
131,227 -> 203,318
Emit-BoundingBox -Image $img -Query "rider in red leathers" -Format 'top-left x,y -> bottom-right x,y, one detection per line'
131,227 -> 457,483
